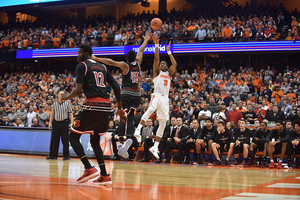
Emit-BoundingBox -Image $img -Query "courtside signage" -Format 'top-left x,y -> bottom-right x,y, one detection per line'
16,41 -> 300,59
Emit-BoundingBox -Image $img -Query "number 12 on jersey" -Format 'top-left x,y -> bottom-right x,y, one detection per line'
93,71 -> 105,87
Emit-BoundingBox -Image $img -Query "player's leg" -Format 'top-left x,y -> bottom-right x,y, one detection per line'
261,142 -> 268,167
150,119 -> 167,159
90,132 -> 112,185
231,144 -> 240,166
278,142 -> 287,169
134,95 -> 158,137
226,142 -> 235,160
150,97 -> 168,159
211,142 -> 220,160
246,142 -> 256,166
194,140 -> 202,164
207,140 -> 214,164
240,143 -> 249,166
70,131 -> 98,183
285,142 -> 294,168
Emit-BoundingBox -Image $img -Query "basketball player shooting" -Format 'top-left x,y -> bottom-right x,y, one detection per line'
134,36 -> 177,159
92,31 -> 152,159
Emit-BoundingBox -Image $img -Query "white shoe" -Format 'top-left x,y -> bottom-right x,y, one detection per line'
118,139 -> 133,159
149,146 -> 159,159
117,142 -> 123,150
134,128 -> 141,143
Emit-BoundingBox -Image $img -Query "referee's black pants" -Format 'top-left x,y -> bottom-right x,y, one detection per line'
49,120 -> 69,158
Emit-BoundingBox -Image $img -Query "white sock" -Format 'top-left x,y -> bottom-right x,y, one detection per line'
218,158 -> 221,161
271,159 -> 274,162
279,160 -> 282,162
154,141 -> 159,148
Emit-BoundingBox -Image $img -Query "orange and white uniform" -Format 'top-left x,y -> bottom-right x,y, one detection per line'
146,70 -> 170,121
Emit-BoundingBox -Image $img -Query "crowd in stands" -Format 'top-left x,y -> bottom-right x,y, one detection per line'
1,64 -> 300,128
1,2 -> 300,50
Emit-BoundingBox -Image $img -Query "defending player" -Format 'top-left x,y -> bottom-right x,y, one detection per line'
246,121 -> 270,167
62,44 -> 125,185
134,36 -> 177,159
92,31 -> 152,159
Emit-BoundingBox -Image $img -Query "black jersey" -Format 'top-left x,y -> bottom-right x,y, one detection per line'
290,131 -> 300,141
213,128 -> 233,145
76,59 -> 109,99
234,128 -> 252,144
197,126 -> 216,141
266,128 -> 290,143
122,61 -> 140,93
253,129 -> 271,144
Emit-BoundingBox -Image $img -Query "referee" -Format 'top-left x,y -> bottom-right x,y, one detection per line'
47,91 -> 73,161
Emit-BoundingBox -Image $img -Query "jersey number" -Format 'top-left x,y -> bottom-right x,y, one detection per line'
93,71 -> 105,87
131,72 -> 139,83
164,80 -> 168,86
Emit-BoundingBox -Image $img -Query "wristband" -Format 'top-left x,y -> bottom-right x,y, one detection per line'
155,44 -> 159,48
167,51 -> 171,55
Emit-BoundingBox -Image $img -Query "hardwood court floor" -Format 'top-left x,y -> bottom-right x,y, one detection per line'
0,153 -> 300,200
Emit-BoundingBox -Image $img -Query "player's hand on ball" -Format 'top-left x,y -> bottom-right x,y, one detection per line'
166,41 -> 171,51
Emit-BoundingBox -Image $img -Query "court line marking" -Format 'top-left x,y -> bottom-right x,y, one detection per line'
266,183 -> 300,189
295,177 -> 300,179
0,182 -> 139,189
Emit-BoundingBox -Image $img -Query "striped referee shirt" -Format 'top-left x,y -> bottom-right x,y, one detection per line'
51,101 -> 72,121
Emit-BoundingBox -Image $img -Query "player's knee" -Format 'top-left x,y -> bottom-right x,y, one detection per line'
207,139 -> 212,144
243,144 -> 248,149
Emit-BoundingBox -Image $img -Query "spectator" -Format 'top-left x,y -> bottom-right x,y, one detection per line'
31,117 -> 43,127
37,105 -> 49,127
26,106 -> 37,127
12,116 -> 24,127
195,26 -> 206,42
226,103 -> 242,127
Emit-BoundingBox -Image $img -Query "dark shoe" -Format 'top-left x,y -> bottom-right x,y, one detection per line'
239,160 -> 247,167
155,159 -> 161,163
139,158 -> 149,162
126,157 -> 132,161
223,160 -> 228,166
165,159 -> 170,163
245,160 -> 253,167
197,158 -> 203,164
63,157 -> 70,161
184,161 -> 190,164
112,156 -> 121,160
46,156 -> 57,160
215,160 -> 222,166
230,161 -> 240,167
261,161 -> 266,168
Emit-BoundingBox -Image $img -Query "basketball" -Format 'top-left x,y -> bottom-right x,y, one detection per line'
150,18 -> 162,30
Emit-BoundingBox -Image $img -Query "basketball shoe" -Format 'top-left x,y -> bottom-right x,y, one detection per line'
77,167 -> 98,183
118,139 -> 133,159
149,146 -> 160,159
93,174 -> 112,185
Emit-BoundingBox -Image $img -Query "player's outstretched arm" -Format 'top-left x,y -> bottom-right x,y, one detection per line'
136,30 -> 152,65
167,41 -> 177,76
92,55 -> 128,73
152,34 -> 160,78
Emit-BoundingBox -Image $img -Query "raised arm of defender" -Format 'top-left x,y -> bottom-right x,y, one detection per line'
136,30 -> 152,65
